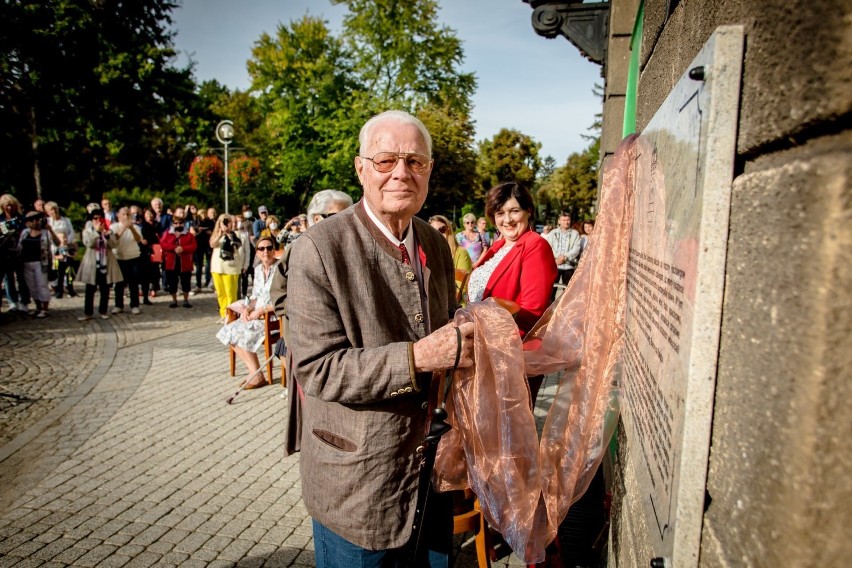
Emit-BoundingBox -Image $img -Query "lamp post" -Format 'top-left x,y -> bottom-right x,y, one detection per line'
215,120 -> 235,215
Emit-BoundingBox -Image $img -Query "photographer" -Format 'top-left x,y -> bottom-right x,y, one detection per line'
281,214 -> 307,251
210,213 -> 244,320
1,193 -> 30,312
77,208 -> 122,321
111,207 -> 144,314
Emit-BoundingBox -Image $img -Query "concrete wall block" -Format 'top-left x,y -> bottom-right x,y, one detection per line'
704,132 -> 852,567
610,0 -> 641,37
605,36 -> 632,96
636,0 -> 852,153
601,96 -> 626,156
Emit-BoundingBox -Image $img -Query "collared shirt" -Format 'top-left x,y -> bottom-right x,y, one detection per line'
363,200 -> 423,287
546,227 -> 582,269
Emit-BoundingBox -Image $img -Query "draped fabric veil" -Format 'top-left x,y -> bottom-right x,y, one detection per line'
433,135 -> 638,563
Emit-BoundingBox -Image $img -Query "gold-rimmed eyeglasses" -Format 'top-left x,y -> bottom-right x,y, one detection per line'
361,152 -> 432,174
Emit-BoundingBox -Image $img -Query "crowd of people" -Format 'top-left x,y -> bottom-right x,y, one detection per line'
0,193 -> 316,322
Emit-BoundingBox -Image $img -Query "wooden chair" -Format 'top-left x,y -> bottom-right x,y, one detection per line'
455,268 -> 471,304
226,308 -> 286,387
453,488 -> 494,568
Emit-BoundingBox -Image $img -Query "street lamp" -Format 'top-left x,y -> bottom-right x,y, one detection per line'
215,120 -> 235,215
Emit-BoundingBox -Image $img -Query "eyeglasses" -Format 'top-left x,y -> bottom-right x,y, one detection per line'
436,225 -> 447,234
362,152 -> 432,174
464,221 -> 475,225
256,245 -> 274,252
317,212 -> 336,219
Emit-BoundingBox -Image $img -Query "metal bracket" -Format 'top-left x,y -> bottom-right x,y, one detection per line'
525,0 -> 610,65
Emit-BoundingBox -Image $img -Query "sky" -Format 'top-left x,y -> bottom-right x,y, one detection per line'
170,0 -> 603,163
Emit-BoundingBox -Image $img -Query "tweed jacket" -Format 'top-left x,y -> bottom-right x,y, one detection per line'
286,200 -> 456,550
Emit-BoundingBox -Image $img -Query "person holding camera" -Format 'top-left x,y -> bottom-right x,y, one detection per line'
111,207 -> 144,314
77,208 -> 122,321
1,193 -> 31,313
210,213 -> 244,319
159,208 -> 197,309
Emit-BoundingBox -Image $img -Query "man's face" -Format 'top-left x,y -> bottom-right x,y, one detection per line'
207,208 -> 216,220
559,215 -> 571,230
151,200 -> 162,213
101,199 -> 111,211
477,218 -> 487,232
355,120 -> 431,222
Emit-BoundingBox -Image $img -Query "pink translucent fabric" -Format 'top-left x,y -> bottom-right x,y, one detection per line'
433,135 -> 637,563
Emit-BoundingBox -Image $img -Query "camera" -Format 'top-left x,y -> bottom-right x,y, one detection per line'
0,217 -> 22,236
291,219 -> 301,227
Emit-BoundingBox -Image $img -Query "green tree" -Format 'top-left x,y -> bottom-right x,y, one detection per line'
416,102 -> 478,220
477,128 -> 542,197
333,0 -> 476,115
247,15 -> 358,212
536,138 -> 600,221
0,0 -> 197,207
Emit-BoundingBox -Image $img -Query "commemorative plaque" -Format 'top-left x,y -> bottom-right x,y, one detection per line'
620,26 -> 744,566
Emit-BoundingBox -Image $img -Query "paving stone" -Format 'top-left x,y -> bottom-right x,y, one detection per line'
128,524 -> 169,547
173,531 -> 210,554
219,538 -> 257,562
122,551 -> 163,568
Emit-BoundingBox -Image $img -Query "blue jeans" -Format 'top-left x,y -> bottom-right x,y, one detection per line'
312,496 -> 451,568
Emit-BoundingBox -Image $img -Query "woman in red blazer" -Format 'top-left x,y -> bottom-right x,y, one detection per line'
467,182 -> 557,402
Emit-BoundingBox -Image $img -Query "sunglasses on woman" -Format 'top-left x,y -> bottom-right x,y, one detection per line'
256,245 -> 275,252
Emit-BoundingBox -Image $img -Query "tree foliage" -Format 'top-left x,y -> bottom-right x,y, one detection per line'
477,128 -> 542,197
536,138 -> 600,221
0,0 -> 198,207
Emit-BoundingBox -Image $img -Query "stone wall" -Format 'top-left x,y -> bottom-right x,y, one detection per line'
608,0 -> 852,565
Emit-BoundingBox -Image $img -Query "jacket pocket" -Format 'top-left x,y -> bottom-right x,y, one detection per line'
312,429 -> 357,452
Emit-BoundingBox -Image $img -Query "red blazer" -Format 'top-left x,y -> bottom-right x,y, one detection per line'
159,230 -> 197,272
478,229 -> 557,336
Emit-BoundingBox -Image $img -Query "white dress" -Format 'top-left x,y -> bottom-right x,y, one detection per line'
216,262 -> 277,352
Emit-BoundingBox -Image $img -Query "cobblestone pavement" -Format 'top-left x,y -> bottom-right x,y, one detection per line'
0,292 -> 542,566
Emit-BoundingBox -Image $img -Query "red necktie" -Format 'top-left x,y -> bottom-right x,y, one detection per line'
399,243 -> 411,265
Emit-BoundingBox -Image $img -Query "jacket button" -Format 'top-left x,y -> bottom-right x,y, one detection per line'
414,313 -> 424,323
405,271 -> 416,281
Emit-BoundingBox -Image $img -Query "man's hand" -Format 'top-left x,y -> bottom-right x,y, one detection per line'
556,254 -> 566,265
412,321 -> 475,373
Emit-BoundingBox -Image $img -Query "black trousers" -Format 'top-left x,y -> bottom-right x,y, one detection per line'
84,271 -> 110,316
114,258 -> 140,309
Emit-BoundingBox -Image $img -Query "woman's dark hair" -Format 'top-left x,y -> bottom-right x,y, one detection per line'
86,208 -> 105,221
485,182 -> 535,223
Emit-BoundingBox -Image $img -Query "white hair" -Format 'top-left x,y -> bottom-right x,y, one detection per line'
358,110 -> 432,157
306,190 -> 354,227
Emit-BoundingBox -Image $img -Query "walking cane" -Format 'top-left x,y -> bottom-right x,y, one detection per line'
409,326 -> 462,563
225,351 -> 278,405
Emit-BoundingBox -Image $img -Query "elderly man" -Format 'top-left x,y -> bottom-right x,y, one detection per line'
286,111 -> 474,567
